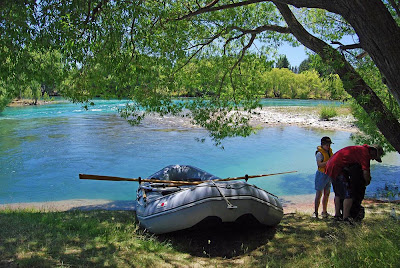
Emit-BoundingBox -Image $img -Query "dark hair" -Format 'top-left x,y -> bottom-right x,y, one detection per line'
321,136 -> 333,145
369,144 -> 383,162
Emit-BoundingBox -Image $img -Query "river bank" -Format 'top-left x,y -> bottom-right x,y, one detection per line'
0,194 -> 334,214
249,106 -> 358,133
140,106 -> 358,133
7,99 -> 60,107
6,99 -> 358,133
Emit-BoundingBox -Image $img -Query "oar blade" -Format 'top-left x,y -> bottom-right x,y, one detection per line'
79,174 -> 138,182
79,174 -> 201,185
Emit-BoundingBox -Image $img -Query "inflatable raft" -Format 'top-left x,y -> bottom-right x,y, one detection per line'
135,165 -> 284,234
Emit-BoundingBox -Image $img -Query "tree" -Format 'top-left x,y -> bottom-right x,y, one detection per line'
272,1 -> 400,153
300,70 -> 322,99
1,1 -> 400,152
298,58 -> 311,73
321,74 -> 347,101
276,55 -> 290,69
162,0 -> 400,152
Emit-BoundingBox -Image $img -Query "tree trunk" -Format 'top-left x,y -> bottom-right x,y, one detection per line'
275,3 -> 400,153
336,0 -> 400,107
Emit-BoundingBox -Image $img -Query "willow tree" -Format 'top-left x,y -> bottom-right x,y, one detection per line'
1,1 -> 400,152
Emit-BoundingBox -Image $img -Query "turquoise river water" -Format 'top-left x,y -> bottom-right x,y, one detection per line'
1,99 -> 399,204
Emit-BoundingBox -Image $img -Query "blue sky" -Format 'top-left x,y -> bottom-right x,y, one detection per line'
278,43 -> 308,67
278,35 -> 358,67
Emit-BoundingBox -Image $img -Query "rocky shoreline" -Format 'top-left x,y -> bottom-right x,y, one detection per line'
249,106 -> 358,133
143,106 -> 359,133
7,99 -> 57,107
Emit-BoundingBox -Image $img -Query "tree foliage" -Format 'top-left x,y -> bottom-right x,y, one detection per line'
350,57 -> 400,152
275,55 -> 290,69
261,68 -> 346,100
298,57 -> 311,73
1,1 -> 400,151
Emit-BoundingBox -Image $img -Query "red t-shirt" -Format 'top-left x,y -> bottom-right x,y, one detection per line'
325,145 -> 371,179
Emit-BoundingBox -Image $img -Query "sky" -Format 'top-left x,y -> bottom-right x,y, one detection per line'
278,43 -> 309,67
277,35 -> 358,67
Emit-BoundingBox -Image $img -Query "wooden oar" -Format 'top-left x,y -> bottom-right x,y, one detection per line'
217,170 -> 298,182
79,174 -> 198,185
79,170 -> 297,185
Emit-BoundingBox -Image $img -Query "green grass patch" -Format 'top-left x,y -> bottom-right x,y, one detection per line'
273,105 -> 351,117
319,105 -> 338,120
1,203 -> 399,267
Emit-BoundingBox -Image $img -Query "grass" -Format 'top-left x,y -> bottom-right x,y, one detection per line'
271,105 -> 351,117
1,202 -> 399,267
319,105 -> 339,120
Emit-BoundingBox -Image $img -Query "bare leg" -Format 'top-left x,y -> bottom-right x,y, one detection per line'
343,198 -> 353,219
314,190 -> 322,214
322,187 -> 330,213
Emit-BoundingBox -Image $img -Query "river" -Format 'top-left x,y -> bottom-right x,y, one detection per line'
1,99 -> 399,204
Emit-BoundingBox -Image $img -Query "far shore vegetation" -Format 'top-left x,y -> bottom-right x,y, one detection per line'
1,201 -> 399,267
2,54 -> 348,112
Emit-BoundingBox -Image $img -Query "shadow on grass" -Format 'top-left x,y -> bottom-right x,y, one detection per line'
157,215 -> 277,259
69,202 -> 329,260
69,202 -> 280,259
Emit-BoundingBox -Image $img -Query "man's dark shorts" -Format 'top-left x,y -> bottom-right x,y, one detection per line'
331,174 -> 352,199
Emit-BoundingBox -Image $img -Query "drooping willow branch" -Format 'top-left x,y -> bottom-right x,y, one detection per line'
229,33 -> 257,100
172,28 -> 226,75
219,24 -> 289,95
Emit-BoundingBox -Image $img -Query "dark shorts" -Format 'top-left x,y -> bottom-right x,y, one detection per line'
332,174 -> 352,199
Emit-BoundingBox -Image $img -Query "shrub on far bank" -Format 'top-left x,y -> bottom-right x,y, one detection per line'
319,105 -> 338,120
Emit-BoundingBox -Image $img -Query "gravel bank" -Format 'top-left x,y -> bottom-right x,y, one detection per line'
249,106 -> 358,133
142,106 -> 358,133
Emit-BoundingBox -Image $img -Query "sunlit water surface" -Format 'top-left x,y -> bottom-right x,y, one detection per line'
1,100 -> 399,203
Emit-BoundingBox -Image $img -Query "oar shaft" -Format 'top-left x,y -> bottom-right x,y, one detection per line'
219,170 -> 297,181
79,170 -> 297,185
79,174 -> 199,185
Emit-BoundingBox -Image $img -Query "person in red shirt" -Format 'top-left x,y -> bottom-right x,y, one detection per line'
325,144 -> 384,222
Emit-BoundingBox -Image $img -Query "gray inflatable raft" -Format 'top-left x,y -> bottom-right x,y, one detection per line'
135,165 -> 283,234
